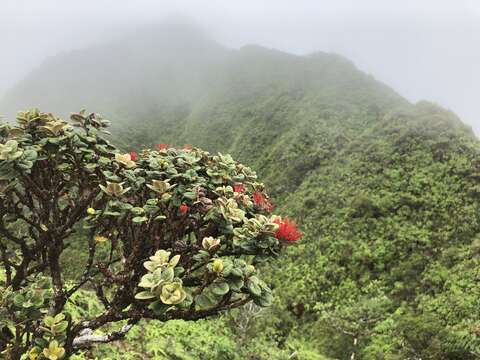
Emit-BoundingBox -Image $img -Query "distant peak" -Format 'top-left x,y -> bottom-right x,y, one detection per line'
238,44 -> 299,59
306,51 -> 354,65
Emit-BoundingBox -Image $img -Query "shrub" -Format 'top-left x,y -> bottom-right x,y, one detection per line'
0,109 -> 301,359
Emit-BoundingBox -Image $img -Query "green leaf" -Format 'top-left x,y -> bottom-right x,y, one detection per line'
148,300 -> 167,314
103,211 -> 121,217
254,292 -> 273,307
132,216 -> 148,223
230,268 -> 243,277
160,267 -> 175,282
222,262 -> 233,276
13,294 -> 25,307
53,322 -> 68,333
43,316 -> 55,327
195,294 -> 216,309
135,291 -> 155,300
53,313 -> 65,323
247,279 -> 262,297
228,278 -> 244,292
169,255 -> 180,268
210,282 -> 230,296
119,202 -> 133,210
131,207 -> 145,215
183,191 -> 197,200
138,274 -> 154,288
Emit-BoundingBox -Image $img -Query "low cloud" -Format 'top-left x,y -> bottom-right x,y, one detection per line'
1,0 -> 479,131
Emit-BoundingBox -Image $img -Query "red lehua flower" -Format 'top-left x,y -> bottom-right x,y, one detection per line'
233,183 -> 245,193
156,143 -> 169,151
263,200 -> 274,213
179,203 -> 189,214
252,191 -> 274,212
253,191 -> 265,205
274,217 -> 302,243
129,151 -> 138,161
183,144 -> 193,151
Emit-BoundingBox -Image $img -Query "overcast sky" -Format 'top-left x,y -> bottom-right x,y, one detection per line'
1,0 -> 479,132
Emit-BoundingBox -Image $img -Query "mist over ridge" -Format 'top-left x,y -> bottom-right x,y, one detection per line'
0,18 -> 453,131
1,0 -> 479,132
2,3 -> 480,358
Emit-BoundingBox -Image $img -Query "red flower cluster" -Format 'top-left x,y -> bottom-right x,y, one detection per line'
183,144 -> 193,151
129,151 -> 138,161
156,143 -> 169,151
179,204 -> 189,214
273,217 -> 302,243
264,202 -> 274,213
252,191 -> 273,212
233,183 -> 245,193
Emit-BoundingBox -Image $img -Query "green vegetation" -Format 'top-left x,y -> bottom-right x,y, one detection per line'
266,102 -> 480,359
0,109 -> 299,359
110,78 -> 480,358
1,24 -> 480,359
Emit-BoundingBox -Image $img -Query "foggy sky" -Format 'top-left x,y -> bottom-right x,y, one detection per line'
1,0 -> 479,132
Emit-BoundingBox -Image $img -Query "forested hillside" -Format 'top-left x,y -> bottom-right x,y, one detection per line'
1,23 -> 480,359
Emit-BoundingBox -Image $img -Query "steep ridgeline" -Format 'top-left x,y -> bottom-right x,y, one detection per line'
2,24 -> 480,359
268,102 -> 480,359
0,23 -> 231,127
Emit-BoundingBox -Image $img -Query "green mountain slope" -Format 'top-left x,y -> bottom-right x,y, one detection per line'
271,102 -> 480,358
1,24 -> 479,359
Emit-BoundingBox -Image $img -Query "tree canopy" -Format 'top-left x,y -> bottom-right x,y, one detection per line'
0,109 -> 300,359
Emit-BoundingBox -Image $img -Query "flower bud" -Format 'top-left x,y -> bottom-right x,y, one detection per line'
202,236 -> 220,251
115,153 -> 136,169
212,259 -> 224,273
100,182 -> 129,197
87,207 -> 96,215
161,193 -> 172,202
179,204 -> 189,214
94,235 -> 109,243
147,180 -> 173,193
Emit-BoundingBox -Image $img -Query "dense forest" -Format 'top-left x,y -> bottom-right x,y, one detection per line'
1,24 -> 480,359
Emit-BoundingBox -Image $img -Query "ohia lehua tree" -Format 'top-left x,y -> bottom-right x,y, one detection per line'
0,109 -> 301,359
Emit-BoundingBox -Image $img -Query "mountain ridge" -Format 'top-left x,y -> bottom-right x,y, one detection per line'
1,24 -> 410,123
1,23 -> 479,359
